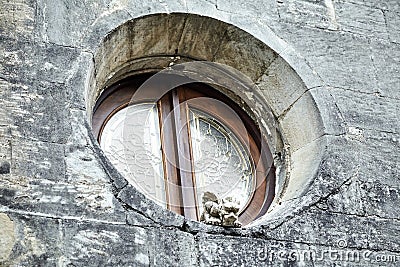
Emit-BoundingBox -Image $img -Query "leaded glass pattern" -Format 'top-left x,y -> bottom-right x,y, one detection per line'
189,108 -> 255,215
100,104 -> 166,206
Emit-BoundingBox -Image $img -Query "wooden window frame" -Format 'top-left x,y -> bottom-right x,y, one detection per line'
92,74 -> 276,225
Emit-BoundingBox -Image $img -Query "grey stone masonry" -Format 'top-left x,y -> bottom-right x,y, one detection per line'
0,0 -> 399,266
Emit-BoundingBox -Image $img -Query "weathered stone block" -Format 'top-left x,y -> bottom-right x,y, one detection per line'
178,14 -> 229,61
0,134 -> 126,222
0,213 -> 15,263
370,40 -> 400,98
216,0 -> 279,21
6,81 -> 71,143
385,11 -> 400,43
62,220 -> 151,266
2,80 -> 71,144
265,207 -> 400,253
270,23 -> 379,93
330,87 -> 399,133
257,56 -> 308,116
118,184 -> 185,228
0,0 -> 37,41
0,38 -> 82,85
38,0 -> 125,48
335,1 -> 388,38
279,91 -> 325,152
12,138 -> 65,182
213,25 -> 278,81
2,213 -> 60,266
325,178 -> 400,219
65,52 -> 93,109
62,220 -> 197,266
340,128 -> 399,187
277,0 -> 338,30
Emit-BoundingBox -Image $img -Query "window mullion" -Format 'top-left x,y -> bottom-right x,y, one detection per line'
171,88 -> 198,220
158,94 -> 183,214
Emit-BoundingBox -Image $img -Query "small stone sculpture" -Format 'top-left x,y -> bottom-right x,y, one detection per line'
200,192 -> 242,228
200,192 -> 222,225
220,196 -> 242,227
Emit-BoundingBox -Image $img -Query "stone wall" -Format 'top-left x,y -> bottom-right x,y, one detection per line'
0,0 -> 399,266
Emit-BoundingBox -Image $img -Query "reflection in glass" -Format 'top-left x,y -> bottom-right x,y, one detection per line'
100,104 -> 166,206
189,108 -> 255,215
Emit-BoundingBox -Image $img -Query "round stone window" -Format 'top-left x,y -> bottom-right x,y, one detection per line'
86,13 -> 327,228
92,72 -> 276,226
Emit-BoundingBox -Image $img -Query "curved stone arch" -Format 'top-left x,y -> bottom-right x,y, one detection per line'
84,12 -> 344,227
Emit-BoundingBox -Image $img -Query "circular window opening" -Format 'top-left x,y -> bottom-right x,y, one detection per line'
92,72 -> 276,226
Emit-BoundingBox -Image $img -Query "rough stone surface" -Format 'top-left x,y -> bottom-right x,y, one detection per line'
264,207 -> 400,253
0,213 -> 15,262
335,0 -> 388,38
0,0 -> 399,266
271,23 -> 380,94
62,220 -> 197,266
279,91 -> 325,152
0,161 -> 10,174
256,56 -> 309,116
197,232 -> 400,266
385,11 -> 400,44
0,0 -> 37,41
330,87 -> 399,133
370,40 -> 400,99
3,213 -> 61,266
277,0 -> 339,30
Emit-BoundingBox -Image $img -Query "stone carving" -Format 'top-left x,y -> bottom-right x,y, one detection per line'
220,197 -> 242,227
200,192 -> 222,225
200,192 -> 242,228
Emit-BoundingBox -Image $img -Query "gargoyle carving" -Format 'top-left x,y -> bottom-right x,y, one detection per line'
200,192 -> 242,228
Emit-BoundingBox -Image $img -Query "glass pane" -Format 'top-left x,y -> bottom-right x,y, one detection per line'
189,109 -> 255,215
100,104 -> 166,207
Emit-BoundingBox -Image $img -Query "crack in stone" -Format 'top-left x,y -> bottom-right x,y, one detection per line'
277,18 -> 390,44
0,207 -> 126,226
330,85 -> 400,100
315,206 -> 400,223
176,14 -> 188,54
311,168 -> 359,207
194,235 -> 201,266
10,136 -> 68,146
193,230 -> 400,254
345,0 -> 389,11
268,171 -> 357,232
254,53 -> 280,83
382,9 -> 390,37
276,86 -> 314,119
276,0 -> 282,19
276,84 -> 328,120
114,188 -> 159,226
